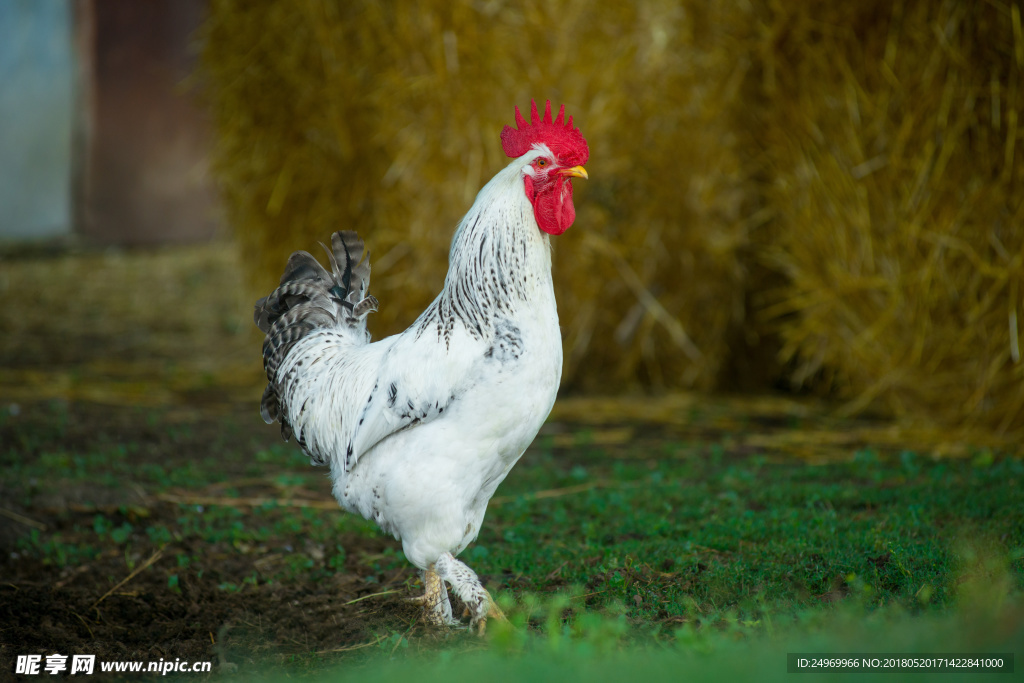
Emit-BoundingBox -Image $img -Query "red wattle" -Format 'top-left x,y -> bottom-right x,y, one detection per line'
527,176 -> 576,236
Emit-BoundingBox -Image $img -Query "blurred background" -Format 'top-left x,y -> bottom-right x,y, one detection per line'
2,0 -> 1023,442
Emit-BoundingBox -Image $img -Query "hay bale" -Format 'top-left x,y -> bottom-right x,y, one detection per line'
199,0 -> 752,392
745,0 -> 1024,433
200,0 -> 1024,435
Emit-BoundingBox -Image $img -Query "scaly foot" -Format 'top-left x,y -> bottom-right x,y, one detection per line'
435,552 -> 506,635
408,564 -> 457,626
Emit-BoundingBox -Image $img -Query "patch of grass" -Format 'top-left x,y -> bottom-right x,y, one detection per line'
473,442 -> 1023,630
318,600 -> 1022,683
1,400 -> 1022,677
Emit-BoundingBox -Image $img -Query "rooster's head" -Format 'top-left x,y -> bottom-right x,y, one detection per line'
501,100 -> 589,236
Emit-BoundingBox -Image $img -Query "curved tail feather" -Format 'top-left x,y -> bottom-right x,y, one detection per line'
254,231 -> 378,444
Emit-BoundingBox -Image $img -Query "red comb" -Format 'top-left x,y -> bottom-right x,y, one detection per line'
501,100 -> 589,166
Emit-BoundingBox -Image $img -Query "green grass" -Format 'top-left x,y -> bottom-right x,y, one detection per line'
317,598 -> 1022,683
12,412 -> 1023,616
473,443 -> 1023,624
2,400 -> 1022,678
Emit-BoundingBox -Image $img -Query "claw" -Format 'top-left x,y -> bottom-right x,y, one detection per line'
432,552 -> 506,636
468,589 -> 508,636
487,596 -> 508,622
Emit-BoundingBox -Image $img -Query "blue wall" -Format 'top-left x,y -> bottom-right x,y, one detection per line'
0,0 -> 73,239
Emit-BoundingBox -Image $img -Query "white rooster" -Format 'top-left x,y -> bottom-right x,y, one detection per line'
254,101 -> 589,632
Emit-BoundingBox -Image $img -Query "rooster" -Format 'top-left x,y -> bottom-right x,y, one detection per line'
254,101 -> 589,632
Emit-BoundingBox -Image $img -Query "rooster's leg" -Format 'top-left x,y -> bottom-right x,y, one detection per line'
434,552 -> 507,635
409,564 -> 456,626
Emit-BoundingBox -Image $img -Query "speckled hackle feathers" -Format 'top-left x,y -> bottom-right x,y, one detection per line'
500,100 -> 589,167
254,230 -> 377,446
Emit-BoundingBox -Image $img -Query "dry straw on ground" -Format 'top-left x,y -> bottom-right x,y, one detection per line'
0,243 -> 262,408
200,0 -> 1023,435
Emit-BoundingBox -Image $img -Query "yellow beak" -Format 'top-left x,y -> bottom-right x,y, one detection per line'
559,166 -> 589,179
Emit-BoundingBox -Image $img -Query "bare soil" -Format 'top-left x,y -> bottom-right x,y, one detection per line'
0,400 -> 440,679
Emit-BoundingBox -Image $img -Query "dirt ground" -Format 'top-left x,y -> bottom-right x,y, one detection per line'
0,395 -> 764,675
0,396 -> 751,670
0,400 -> 441,678
3,393 -> 1005,678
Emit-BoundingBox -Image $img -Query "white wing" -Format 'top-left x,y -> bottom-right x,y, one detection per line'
277,307 -> 482,473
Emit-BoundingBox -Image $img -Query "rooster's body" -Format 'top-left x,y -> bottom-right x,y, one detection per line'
255,101 -> 589,631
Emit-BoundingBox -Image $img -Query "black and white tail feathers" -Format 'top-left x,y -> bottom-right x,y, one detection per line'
254,230 -> 378,442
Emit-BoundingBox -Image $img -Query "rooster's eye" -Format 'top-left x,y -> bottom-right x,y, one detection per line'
536,159 -> 548,168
